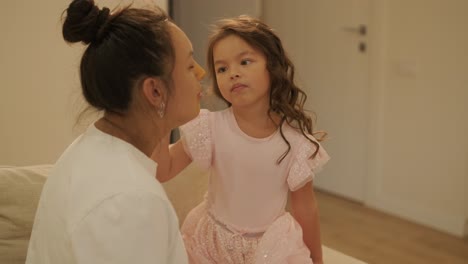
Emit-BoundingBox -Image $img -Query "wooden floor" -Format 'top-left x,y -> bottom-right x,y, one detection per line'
315,190 -> 468,264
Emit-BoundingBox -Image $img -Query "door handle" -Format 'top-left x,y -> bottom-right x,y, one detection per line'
342,25 -> 367,36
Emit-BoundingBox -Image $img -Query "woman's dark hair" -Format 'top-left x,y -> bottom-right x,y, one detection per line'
62,0 -> 174,114
207,15 -> 326,163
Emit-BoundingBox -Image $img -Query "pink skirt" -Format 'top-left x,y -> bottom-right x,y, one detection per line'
181,202 -> 313,264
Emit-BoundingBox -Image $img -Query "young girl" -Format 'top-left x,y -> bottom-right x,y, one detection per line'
154,15 -> 329,264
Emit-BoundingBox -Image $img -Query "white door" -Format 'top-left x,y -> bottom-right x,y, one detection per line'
264,0 -> 370,201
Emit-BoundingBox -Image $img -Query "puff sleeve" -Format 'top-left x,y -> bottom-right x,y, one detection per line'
179,109 -> 213,170
287,136 -> 330,191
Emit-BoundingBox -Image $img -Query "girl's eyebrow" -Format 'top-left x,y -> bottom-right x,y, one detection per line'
214,50 -> 255,65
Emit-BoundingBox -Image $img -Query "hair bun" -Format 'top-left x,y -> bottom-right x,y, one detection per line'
62,0 -> 110,44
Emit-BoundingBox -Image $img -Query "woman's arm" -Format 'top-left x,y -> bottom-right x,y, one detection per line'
290,181 -> 324,264
151,137 -> 192,183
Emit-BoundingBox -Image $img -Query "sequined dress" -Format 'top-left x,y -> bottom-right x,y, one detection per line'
179,108 -> 330,264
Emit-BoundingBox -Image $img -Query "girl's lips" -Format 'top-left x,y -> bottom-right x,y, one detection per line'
231,83 -> 247,92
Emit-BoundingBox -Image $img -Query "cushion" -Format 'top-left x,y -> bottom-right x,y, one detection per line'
0,165 -> 52,264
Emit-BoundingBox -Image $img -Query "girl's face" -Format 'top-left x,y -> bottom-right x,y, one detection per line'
213,34 -> 271,109
166,24 -> 205,126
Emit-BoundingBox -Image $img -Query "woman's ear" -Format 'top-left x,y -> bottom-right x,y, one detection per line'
141,77 -> 166,107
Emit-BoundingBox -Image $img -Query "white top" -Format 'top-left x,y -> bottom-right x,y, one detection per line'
26,124 -> 188,264
180,108 -> 330,233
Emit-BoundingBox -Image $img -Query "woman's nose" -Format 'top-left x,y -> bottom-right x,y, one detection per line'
194,61 -> 205,81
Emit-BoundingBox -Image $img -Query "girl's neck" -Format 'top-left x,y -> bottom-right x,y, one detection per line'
231,104 -> 280,138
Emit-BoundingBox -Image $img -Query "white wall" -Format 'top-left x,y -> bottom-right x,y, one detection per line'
466,166 -> 468,236
0,0 -> 167,166
366,0 -> 468,237
0,0 -> 83,166
466,170 -> 468,236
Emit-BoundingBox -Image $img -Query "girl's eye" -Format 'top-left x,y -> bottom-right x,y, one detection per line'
217,67 -> 227,73
241,59 -> 252,65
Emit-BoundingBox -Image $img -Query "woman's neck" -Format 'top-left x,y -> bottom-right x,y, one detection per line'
96,112 -> 166,157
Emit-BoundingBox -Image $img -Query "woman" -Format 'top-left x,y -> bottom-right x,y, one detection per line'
26,0 -> 204,263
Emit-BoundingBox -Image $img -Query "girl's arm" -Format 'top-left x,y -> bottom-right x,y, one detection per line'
151,136 -> 192,183
290,182 -> 324,264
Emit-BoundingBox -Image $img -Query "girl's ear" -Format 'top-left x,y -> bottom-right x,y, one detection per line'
141,77 -> 166,107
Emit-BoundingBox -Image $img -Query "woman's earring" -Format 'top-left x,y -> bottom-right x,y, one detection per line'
158,102 -> 165,118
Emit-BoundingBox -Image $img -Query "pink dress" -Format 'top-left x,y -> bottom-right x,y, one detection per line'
179,108 -> 330,264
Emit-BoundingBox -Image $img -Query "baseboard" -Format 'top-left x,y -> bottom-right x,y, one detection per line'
366,194 -> 466,238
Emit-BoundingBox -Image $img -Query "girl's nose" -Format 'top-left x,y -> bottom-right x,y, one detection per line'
230,73 -> 240,80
